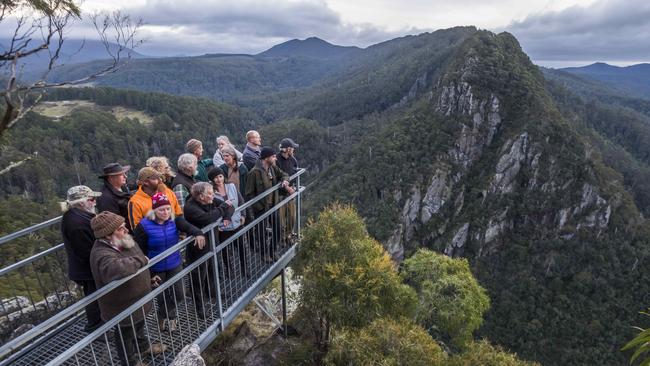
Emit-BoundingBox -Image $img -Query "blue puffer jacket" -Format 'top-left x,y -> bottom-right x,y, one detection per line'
139,218 -> 181,272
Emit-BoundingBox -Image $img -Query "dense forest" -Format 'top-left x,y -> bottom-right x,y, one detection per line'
2,27 -> 650,365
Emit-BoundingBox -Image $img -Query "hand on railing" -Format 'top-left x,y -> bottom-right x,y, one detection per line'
194,235 -> 206,250
151,275 -> 162,288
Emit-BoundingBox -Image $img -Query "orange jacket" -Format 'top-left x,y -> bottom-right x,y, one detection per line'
127,186 -> 183,229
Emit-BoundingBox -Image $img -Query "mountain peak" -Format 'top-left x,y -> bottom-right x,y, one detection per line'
257,37 -> 361,59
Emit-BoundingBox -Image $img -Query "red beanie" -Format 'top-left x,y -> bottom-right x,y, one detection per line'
152,192 -> 171,209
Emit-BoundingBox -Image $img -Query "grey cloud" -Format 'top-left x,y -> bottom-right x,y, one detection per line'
504,0 -> 650,63
125,0 -> 410,55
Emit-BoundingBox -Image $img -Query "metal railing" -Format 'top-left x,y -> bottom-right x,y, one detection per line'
0,168 -> 305,365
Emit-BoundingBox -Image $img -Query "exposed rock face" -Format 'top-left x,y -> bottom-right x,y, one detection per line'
1,291 -> 77,342
171,344 -> 206,366
445,223 -> 469,257
490,133 -> 529,194
380,54 -> 616,266
386,187 -> 422,261
421,169 -> 451,223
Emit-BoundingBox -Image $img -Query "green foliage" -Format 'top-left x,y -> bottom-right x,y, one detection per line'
294,204 -> 417,347
622,309 -> 650,366
0,87 -> 254,201
403,249 -> 490,348
324,317 -> 446,366
258,118 -> 335,175
448,340 -> 540,366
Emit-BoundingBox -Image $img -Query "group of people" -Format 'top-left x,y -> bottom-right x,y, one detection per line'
60,130 -> 300,366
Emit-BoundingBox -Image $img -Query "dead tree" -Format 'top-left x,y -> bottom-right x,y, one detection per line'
0,0 -> 143,174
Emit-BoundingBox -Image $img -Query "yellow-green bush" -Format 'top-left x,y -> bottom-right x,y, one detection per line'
324,317 -> 446,366
294,204 -> 417,347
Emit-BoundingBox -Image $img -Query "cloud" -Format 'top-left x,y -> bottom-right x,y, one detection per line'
504,0 -> 650,64
122,0 -> 414,56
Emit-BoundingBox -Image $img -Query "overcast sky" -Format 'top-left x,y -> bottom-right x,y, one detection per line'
15,0 -> 650,67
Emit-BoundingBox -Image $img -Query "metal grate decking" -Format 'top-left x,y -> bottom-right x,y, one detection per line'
9,240 -> 295,366
0,169 -> 305,366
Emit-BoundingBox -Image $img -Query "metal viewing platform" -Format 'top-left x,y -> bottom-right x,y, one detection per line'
0,169 -> 306,365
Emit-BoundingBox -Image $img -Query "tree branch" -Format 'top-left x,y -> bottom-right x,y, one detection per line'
0,152 -> 38,176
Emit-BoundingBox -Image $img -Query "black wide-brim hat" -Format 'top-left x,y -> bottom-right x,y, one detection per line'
99,163 -> 131,178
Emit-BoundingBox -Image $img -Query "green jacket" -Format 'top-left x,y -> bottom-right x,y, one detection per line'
194,158 -> 214,182
245,161 -> 288,216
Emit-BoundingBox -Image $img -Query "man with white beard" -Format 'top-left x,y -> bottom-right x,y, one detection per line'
61,185 -> 103,332
90,211 -> 166,366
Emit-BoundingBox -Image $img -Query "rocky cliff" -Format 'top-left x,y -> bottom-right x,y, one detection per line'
307,30 -> 648,366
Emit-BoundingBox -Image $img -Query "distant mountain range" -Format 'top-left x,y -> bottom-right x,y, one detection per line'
6,29 -> 650,366
1,38 -> 145,81
257,37 -> 361,58
561,62 -> 650,99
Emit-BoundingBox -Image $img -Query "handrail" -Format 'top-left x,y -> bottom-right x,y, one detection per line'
0,168 -> 306,274
0,217 -> 62,246
45,185 -> 305,365
0,168 -> 306,360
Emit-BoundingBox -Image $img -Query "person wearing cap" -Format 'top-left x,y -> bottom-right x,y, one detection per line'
96,163 -> 133,231
212,135 -> 243,167
146,156 -> 176,189
128,167 -> 182,230
242,130 -> 262,171
171,153 -> 198,209
61,185 -> 103,332
89,211 -> 166,366
245,146 -> 293,261
219,145 -> 248,197
186,138 -> 214,182
276,138 -> 299,247
133,192 -> 205,332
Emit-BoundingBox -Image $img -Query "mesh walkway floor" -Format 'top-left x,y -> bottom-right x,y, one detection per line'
7,243 -> 293,366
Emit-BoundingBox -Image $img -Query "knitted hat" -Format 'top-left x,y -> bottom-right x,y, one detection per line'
185,139 -> 202,154
91,211 -> 125,238
260,146 -> 276,160
152,192 -> 171,209
138,166 -> 162,182
207,167 -> 225,182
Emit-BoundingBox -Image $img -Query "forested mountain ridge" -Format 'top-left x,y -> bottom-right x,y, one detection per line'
2,27 -> 650,366
0,88 -> 257,202
304,30 -> 649,365
560,62 -> 650,99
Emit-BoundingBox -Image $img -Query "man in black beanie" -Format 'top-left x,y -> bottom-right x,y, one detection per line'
245,146 -> 292,262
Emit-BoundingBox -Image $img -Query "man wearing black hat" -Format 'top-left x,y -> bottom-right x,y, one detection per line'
276,138 -> 299,247
246,146 -> 292,261
97,163 -> 133,232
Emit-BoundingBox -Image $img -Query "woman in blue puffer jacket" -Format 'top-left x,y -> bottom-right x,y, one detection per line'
133,192 -> 205,332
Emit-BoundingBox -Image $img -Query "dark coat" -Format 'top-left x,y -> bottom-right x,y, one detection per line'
96,182 -> 132,231
183,196 -> 234,229
61,207 -> 96,281
89,239 -> 152,324
242,144 -> 260,171
172,171 -> 196,192
275,153 -> 298,177
245,161 -> 288,216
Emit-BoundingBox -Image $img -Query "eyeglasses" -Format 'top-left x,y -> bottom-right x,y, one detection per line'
117,225 -> 128,233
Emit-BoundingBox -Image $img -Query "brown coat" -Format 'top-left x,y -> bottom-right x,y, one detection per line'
90,239 -> 153,324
